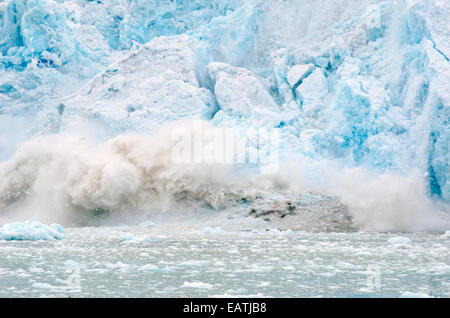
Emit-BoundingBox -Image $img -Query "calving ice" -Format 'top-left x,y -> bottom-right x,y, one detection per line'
0,0 -> 447,214
0,0 -> 448,232
0,0 -> 449,299
183,302 -> 267,315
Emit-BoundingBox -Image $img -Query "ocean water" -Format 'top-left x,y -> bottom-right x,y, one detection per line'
1,222 -> 449,298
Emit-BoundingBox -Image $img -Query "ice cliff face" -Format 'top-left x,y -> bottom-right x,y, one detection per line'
0,0 -> 448,206
59,35 -> 218,135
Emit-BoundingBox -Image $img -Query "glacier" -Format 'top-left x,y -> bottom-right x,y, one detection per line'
0,0 -> 449,231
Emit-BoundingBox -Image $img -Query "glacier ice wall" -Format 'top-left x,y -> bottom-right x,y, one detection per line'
0,0 -> 448,228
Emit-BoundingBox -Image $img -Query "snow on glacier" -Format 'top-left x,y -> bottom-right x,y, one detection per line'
0,0 -> 448,229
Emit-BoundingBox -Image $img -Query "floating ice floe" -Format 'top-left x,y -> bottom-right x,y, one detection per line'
119,235 -> 151,244
181,281 -> 214,289
0,221 -> 64,241
139,221 -> 155,228
388,236 -> 412,245
202,226 -> 226,234
399,291 -> 434,298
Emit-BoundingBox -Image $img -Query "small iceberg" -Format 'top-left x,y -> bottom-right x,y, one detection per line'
139,221 -> 155,228
202,227 -> 225,234
0,221 -> 64,241
399,291 -> 434,298
181,281 -> 214,290
119,235 -> 151,244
